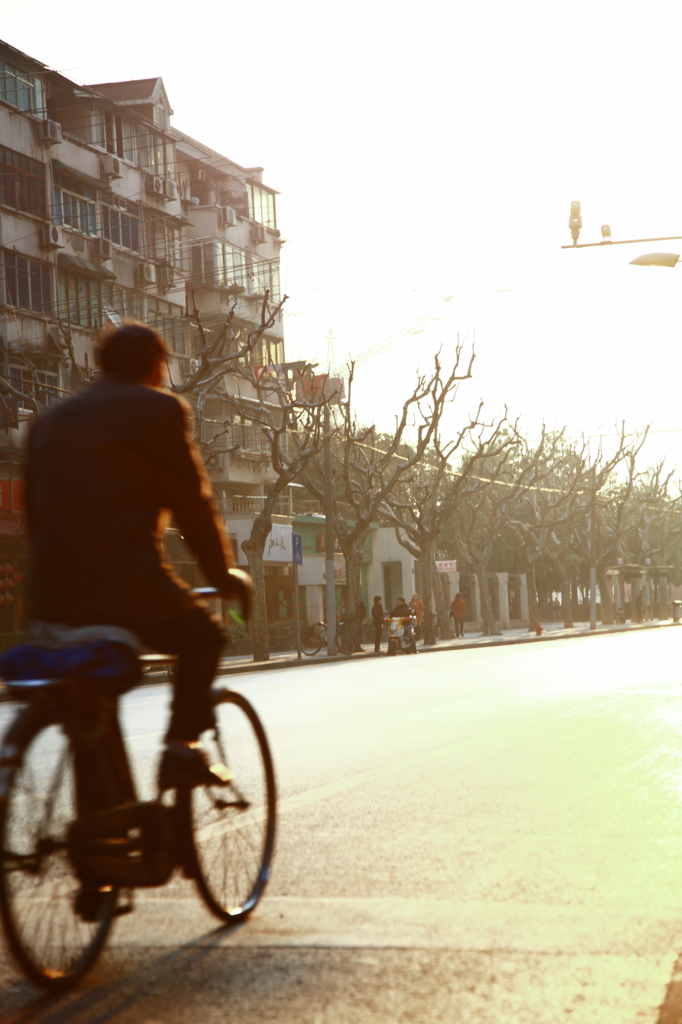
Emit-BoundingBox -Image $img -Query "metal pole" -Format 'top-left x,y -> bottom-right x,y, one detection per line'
324,400 -> 335,656
294,562 -> 302,660
590,467 -> 597,630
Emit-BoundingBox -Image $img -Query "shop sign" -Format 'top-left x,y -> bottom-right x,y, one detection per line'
436,559 -> 457,573
316,533 -> 343,553
265,523 -> 292,562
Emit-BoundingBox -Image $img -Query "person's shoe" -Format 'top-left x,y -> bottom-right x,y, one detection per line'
158,746 -> 233,790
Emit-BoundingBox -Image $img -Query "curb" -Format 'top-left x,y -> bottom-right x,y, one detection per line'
0,620 -> 677,703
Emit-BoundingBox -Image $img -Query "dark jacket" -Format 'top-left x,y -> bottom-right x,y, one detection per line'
26,376 -> 234,628
371,601 -> 384,625
390,602 -> 411,618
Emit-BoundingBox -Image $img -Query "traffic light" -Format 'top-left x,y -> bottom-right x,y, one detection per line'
568,201 -> 582,243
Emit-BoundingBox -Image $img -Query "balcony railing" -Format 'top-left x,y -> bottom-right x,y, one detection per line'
231,495 -> 354,520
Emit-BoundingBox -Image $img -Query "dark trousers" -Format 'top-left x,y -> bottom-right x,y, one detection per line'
454,616 -> 465,637
373,623 -> 383,651
133,605 -> 224,743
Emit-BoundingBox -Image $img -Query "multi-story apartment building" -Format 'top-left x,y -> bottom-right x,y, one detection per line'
0,39 -> 285,641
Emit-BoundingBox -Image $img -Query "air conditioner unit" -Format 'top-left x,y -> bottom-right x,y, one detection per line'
163,179 -> 178,202
189,358 -> 200,373
134,262 -> 156,285
146,176 -> 164,196
36,119 -> 62,147
158,264 -> 177,291
100,154 -> 122,180
220,206 -> 237,228
191,170 -> 206,183
251,224 -> 266,245
40,224 -> 65,250
93,237 -> 112,262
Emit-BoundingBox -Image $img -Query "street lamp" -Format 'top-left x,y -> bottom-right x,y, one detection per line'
629,252 -> 680,268
562,201 -> 682,250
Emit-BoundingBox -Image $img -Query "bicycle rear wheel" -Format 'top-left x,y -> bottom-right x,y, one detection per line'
0,708 -> 117,990
335,630 -> 354,656
301,628 -> 322,656
181,689 -> 276,923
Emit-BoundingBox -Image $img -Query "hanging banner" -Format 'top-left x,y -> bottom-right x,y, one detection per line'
436,560 -> 457,573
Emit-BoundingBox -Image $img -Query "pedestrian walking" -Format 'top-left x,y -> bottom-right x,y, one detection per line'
371,595 -> 385,653
551,596 -> 561,622
409,593 -> 424,641
450,592 -> 466,637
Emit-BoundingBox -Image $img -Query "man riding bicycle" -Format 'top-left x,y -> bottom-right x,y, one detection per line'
25,322 -> 249,789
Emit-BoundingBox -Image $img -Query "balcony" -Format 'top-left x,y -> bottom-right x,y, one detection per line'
231,495 -> 354,520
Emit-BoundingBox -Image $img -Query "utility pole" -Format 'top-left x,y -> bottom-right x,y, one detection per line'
324,398 -> 336,656
589,466 -> 597,630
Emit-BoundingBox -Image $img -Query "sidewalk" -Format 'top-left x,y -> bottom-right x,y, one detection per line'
0,619 -> 677,701
163,617 -> 682,679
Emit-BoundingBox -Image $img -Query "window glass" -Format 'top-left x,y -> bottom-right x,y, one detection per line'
122,121 -> 136,163
53,174 -> 97,235
92,108 -> 106,148
0,144 -> 46,217
3,251 -> 52,313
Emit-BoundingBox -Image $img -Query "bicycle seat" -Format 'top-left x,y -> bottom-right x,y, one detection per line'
0,640 -> 141,697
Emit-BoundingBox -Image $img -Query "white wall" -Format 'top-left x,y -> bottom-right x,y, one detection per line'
366,527 -> 417,605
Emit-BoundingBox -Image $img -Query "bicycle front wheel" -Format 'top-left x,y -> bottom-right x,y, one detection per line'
182,689 -> 276,923
0,708 -> 117,990
335,630 -> 354,656
301,628 -> 322,656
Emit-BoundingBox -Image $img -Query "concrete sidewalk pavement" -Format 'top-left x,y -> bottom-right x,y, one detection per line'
0,618 -> 677,702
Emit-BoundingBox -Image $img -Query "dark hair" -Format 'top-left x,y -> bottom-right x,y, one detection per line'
98,322 -> 168,383
373,595 -> 382,603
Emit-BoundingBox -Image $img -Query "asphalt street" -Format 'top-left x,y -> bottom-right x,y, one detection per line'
1,628 -> 682,1022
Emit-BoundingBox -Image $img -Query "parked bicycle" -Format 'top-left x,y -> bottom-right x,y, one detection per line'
0,593 -> 276,991
301,621 -> 354,657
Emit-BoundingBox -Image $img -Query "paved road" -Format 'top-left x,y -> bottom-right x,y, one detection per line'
1,628 -> 682,1022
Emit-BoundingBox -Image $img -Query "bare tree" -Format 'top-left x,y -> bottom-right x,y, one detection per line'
380,401 -> 490,645
302,349 -> 474,650
227,363 -> 331,662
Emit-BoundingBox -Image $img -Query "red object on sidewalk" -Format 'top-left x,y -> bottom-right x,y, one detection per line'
535,622 -> 543,635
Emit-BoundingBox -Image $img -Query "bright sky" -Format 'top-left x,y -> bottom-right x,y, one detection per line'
5,1 -> 682,469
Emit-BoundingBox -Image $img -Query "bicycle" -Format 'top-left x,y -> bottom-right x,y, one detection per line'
300,621 -> 354,657
0,602 -> 276,991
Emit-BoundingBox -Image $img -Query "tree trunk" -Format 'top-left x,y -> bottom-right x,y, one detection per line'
241,516 -> 272,662
341,541 -> 365,651
559,568 -> 574,628
598,565 -> 615,624
421,541 -> 437,646
476,564 -> 500,636
526,562 -> 540,629
432,560 -> 453,639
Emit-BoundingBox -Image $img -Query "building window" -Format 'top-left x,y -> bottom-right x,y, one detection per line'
102,194 -> 140,250
191,241 -> 248,289
57,271 -> 100,329
250,257 -> 280,302
0,59 -> 45,117
147,296 -> 187,355
246,183 -> 276,228
53,173 -> 97,235
145,218 -> 180,267
9,357 -> 60,406
100,282 -> 143,321
3,250 -> 52,313
92,108 -> 138,163
138,128 -> 175,179
0,144 -> 46,218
